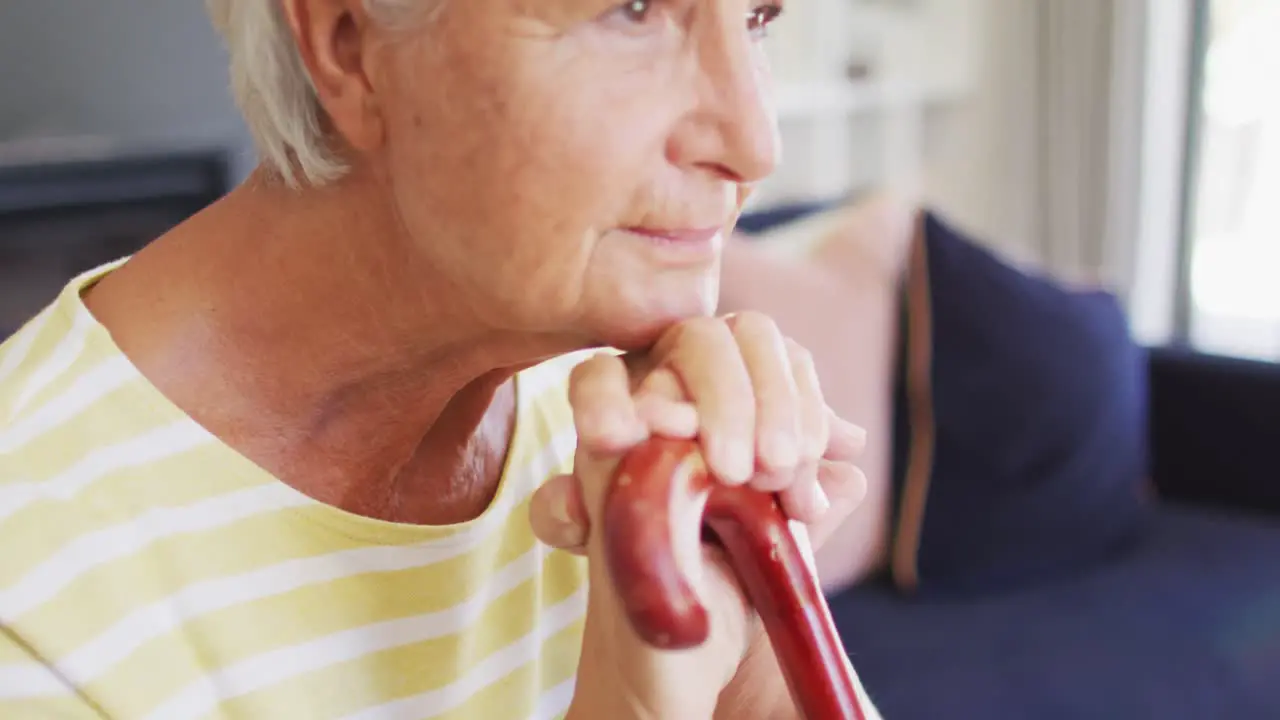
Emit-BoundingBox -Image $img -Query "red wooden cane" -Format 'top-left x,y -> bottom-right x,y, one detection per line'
602,436 -> 869,720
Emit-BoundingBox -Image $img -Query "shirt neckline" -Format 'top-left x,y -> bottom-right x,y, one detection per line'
61,258 -> 533,546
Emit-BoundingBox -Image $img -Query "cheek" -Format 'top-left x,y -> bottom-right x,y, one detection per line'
376,30 -> 697,331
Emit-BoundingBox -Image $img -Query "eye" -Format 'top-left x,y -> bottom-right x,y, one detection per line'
746,3 -> 783,38
602,0 -> 671,35
619,0 -> 652,23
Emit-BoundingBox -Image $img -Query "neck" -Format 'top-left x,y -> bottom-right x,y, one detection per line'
86,168 -> 579,524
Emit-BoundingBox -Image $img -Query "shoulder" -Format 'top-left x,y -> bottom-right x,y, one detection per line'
0,262 -> 128,420
0,263 -> 207,571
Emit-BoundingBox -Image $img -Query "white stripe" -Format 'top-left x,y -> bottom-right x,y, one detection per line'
143,545 -> 560,720
0,308 -> 53,389
0,420 -> 214,526
9,310 -> 92,416
0,426 -> 577,698
528,678 -> 577,720
0,484 -> 308,619
521,360 -> 573,400
0,663 -> 67,698
0,356 -> 136,454
341,588 -> 588,720
521,350 -> 600,401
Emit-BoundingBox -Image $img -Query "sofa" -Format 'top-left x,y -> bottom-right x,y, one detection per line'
737,201 -> 1280,719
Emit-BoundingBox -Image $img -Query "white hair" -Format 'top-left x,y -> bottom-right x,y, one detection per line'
205,0 -> 432,188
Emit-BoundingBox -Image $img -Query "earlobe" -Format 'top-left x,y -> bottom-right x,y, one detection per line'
278,0 -> 386,153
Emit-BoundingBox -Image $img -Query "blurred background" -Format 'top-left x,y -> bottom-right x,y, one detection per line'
0,0 -> 1273,364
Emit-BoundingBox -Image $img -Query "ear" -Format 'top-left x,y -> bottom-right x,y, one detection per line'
279,0 -> 385,154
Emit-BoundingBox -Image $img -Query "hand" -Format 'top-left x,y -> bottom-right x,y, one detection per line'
529,312 -> 869,719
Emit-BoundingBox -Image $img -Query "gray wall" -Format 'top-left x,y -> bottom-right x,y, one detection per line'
0,1 -> 256,180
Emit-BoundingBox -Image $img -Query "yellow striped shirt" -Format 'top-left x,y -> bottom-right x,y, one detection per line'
0,263 -> 588,719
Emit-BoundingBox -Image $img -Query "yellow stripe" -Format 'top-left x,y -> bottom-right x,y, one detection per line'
2,381 -> 190,479
216,553 -> 584,719
66,505 -> 568,716
1,317 -> 109,423
436,621 -> 583,720
0,449 -> 277,589
11,502 -> 394,658
0,308 -> 69,412
0,629 -> 37,665
0,264 -> 590,719
0,308 -> 55,391
0,260 -> 121,417
0,696 -> 102,719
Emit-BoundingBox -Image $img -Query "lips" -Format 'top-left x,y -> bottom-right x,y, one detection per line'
623,226 -> 723,244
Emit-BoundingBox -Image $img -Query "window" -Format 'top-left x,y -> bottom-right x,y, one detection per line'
1182,0 -> 1280,360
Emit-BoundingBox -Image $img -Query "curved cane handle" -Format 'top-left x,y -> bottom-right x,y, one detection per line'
602,436 -> 868,720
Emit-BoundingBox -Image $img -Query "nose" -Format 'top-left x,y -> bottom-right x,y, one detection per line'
668,6 -> 781,186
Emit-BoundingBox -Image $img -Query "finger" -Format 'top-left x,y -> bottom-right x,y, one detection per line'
806,461 -> 870,548
637,364 -> 686,400
634,394 -> 700,438
825,410 -> 868,463
749,463 -> 793,492
652,318 -> 756,484
786,339 -> 831,464
776,461 -> 829,525
727,312 -> 802,476
634,367 -> 700,438
529,474 -> 589,555
817,460 -> 869,513
569,353 -> 648,454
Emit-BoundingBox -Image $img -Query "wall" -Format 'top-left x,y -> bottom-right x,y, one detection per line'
920,0 -> 1042,263
0,0 -> 255,179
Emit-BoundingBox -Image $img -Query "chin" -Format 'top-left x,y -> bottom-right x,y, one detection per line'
592,299 -> 720,352
571,267 -> 720,349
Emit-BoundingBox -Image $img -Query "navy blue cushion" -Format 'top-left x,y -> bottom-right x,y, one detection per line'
832,507 -> 1280,719
888,211 -> 1152,596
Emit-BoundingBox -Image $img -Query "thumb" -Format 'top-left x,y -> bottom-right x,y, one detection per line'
529,474 -> 590,556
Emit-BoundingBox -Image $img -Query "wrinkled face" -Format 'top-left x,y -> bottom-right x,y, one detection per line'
366,0 -> 781,349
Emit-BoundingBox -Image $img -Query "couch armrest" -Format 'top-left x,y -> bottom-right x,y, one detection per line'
1149,346 -> 1280,515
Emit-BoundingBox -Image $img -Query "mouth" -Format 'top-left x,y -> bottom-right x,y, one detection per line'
620,226 -> 724,266
623,226 -> 724,245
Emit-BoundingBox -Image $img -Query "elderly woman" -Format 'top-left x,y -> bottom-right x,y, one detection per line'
0,0 -> 888,718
